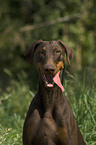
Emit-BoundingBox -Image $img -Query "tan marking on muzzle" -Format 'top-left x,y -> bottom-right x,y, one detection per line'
54,61 -> 64,74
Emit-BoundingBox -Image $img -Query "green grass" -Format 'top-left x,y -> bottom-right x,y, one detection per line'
0,76 -> 96,145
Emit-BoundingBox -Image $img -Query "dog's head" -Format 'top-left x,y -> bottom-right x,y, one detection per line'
25,40 -> 73,91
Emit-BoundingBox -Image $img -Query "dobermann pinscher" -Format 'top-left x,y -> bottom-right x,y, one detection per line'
23,40 -> 85,145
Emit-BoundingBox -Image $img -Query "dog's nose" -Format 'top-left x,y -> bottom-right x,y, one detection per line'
44,64 -> 55,74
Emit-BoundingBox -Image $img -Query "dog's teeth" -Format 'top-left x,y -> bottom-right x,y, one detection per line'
47,84 -> 54,87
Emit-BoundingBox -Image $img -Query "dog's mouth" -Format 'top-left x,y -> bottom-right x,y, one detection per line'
42,70 -> 64,92
42,74 -> 54,87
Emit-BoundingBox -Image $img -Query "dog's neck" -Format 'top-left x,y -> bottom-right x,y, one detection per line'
38,81 -> 64,115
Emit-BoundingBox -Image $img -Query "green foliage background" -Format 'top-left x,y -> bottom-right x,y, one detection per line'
0,0 -> 96,144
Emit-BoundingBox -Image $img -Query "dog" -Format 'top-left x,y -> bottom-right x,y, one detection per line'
23,40 -> 85,145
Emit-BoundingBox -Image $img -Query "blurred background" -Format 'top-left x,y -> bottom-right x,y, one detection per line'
0,0 -> 96,144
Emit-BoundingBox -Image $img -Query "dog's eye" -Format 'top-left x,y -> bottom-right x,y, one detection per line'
40,50 -> 45,55
55,50 -> 61,54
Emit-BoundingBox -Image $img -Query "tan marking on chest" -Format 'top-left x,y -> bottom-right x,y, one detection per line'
57,127 -> 68,144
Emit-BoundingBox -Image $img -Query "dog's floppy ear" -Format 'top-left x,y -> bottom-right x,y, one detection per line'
25,40 -> 43,63
58,40 -> 73,65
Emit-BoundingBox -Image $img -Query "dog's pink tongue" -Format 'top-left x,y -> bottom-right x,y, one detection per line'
53,71 -> 64,92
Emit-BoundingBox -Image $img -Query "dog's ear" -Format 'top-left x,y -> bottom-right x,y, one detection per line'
58,40 -> 73,65
25,40 -> 43,63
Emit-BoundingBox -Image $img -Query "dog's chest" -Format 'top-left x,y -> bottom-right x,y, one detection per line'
31,111 -> 68,145
33,116 -> 57,144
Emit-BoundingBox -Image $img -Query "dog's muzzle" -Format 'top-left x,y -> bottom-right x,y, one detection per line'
41,70 -> 64,92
